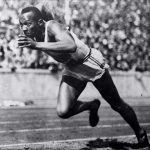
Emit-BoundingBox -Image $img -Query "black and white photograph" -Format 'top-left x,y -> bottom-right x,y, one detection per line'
0,0 -> 150,149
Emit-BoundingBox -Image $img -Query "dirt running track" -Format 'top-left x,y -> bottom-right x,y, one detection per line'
0,101 -> 149,150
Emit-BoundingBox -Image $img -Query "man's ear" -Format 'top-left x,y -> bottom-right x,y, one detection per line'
38,19 -> 44,26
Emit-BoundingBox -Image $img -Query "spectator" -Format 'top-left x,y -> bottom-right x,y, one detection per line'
0,0 -> 150,71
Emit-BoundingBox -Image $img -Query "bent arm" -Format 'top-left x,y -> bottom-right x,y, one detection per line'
35,21 -> 76,53
35,40 -> 76,53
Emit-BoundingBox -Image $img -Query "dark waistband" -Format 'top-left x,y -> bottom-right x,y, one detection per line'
82,48 -> 92,62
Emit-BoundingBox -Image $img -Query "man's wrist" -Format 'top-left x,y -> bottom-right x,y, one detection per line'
33,42 -> 42,50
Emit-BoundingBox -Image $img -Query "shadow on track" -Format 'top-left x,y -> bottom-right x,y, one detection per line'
79,138 -> 147,150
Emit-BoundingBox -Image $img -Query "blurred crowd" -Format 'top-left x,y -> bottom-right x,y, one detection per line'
70,0 -> 150,71
0,0 -> 150,72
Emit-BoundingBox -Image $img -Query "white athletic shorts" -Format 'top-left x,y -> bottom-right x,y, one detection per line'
63,48 -> 109,82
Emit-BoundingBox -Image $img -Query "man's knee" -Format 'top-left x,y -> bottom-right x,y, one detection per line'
110,100 -> 130,112
57,105 -> 70,119
111,104 -> 122,112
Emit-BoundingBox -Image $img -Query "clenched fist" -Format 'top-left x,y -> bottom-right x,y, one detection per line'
18,35 -> 36,48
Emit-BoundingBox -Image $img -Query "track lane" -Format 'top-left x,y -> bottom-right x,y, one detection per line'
0,105 -> 149,149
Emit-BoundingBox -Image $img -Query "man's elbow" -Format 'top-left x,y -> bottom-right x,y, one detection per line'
69,41 -> 77,53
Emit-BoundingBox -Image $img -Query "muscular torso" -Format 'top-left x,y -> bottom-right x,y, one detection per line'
43,22 -> 90,64
43,35 -> 71,63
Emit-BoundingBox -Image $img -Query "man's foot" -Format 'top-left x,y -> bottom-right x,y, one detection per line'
137,129 -> 150,148
89,99 -> 101,127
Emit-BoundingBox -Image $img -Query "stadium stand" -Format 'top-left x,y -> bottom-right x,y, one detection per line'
0,0 -> 150,71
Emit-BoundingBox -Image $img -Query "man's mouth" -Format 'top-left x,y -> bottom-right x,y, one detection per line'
26,33 -> 34,38
26,33 -> 31,36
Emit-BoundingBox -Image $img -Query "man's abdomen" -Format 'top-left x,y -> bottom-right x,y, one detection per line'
63,48 -> 109,82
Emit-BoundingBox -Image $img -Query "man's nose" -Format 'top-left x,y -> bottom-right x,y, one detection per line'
22,25 -> 28,31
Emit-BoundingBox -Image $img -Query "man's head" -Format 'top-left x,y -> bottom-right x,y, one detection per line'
19,6 -> 44,39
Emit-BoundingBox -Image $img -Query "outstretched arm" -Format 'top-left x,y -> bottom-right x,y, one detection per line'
18,20 -> 76,53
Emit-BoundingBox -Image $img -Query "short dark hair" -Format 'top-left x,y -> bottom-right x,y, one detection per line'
21,6 -> 42,21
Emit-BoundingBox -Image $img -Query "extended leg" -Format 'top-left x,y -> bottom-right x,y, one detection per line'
93,70 -> 150,147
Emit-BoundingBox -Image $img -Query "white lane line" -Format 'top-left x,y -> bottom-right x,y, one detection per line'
0,122 -> 149,134
0,134 -> 150,148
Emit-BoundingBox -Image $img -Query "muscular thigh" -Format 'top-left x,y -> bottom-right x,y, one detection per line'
57,75 -> 87,110
93,69 -> 123,106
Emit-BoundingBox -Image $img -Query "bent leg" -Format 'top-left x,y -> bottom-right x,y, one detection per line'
57,75 -> 98,119
93,70 -> 143,138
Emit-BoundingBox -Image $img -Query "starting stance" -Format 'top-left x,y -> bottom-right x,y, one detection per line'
18,6 -> 150,148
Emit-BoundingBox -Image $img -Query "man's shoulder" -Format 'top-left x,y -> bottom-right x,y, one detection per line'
46,20 -> 66,32
46,20 -> 57,26
45,20 -> 58,33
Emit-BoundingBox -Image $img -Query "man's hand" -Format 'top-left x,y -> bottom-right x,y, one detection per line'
18,35 -> 36,48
